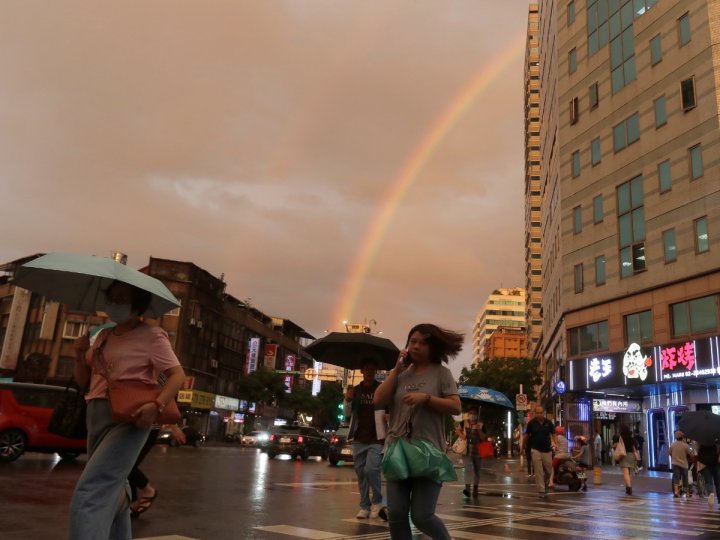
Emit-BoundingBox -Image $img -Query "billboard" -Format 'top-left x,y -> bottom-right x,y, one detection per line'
246,337 -> 261,374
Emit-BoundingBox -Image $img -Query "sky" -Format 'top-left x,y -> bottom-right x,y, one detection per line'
0,1 -> 530,377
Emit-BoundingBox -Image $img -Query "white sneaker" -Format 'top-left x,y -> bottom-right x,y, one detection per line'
356,509 -> 370,519
370,505 -> 381,519
709,493 -> 715,507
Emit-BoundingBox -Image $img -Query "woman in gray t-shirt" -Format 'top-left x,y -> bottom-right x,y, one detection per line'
374,323 -> 462,540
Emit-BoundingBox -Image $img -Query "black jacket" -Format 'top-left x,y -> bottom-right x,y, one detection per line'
697,444 -> 719,467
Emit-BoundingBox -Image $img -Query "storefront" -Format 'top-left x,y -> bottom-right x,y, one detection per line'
566,334 -> 720,470
177,389 -> 215,434
214,394 -> 240,440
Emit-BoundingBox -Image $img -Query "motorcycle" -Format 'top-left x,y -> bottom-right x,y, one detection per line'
553,458 -> 586,492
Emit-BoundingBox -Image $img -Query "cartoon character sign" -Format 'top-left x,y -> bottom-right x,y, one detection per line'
622,342 -> 652,381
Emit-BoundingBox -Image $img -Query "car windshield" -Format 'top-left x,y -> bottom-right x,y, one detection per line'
335,427 -> 350,438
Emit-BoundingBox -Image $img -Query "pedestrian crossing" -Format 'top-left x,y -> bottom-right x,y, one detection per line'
249,490 -> 720,539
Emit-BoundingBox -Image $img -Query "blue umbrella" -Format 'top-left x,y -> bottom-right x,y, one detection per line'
458,385 -> 514,409
13,253 -> 180,319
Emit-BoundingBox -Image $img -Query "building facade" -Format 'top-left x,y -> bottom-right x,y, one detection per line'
537,0 -> 720,468
484,326 -> 528,360
472,287 -> 527,364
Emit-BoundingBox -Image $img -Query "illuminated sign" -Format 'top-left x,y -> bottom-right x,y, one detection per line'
214,395 -> 239,411
247,337 -> 261,374
588,357 -> 613,383
593,399 -> 641,413
622,343 -> 652,381
554,381 -> 566,394
284,354 -> 295,394
177,390 -> 215,410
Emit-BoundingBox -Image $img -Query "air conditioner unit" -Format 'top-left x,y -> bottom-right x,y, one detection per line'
210,342 -> 216,348
196,320 -> 204,329
189,318 -> 196,326
210,359 -> 218,368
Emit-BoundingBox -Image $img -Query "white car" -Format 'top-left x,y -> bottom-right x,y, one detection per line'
241,431 -> 269,447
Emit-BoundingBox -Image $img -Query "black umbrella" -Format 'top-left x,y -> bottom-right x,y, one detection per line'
677,411 -> 720,446
304,332 -> 399,371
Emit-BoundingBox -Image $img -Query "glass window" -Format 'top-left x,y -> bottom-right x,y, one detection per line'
625,310 -> 653,345
672,302 -> 690,337
574,264 -> 584,293
568,1 -> 576,25
663,228 -> 677,262
617,175 -> 646,277
627,113 -> 640,144
614,121 -> 627,151
595,255 -> 606,285
620,246 -> 633,277
681,77 -> 696,111
568,321 -> 609,356
658,160 -> 671,193
593,194 -> 603,223
695,216 -> 709,253
572,150 -> 581,177
570,97 -> 579,124
591,137 -> 602,165
672,295 -> 718,337
574,205 -> 582,233
569,48 -> 577,74
679,13 -> 691,46
650,34 -> 662,65
589,82 -> 599,109
690,145 -> 703,179
654,96 -> 667,127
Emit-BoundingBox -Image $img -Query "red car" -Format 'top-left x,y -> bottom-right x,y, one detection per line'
0,382 -> 86,463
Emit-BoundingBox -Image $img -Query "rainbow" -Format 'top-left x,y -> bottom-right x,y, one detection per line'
331,34 -> 526,329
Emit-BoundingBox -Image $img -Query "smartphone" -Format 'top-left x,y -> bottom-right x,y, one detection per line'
401,350 -> 411,367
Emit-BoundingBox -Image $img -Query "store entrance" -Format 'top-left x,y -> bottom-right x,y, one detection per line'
593,412 -> 642,465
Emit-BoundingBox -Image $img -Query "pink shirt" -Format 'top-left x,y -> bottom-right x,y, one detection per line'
85,324 -> 181,401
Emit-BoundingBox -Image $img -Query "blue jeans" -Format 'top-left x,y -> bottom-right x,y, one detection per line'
672,465 -> 689,490
353,442 -> 383,509
462,454 -> 482,485
68,399 -> 151,540
386,477 -> 450,540
700,464 -> 720,501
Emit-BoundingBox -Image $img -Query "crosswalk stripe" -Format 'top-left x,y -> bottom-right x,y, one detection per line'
503,522 -> 641,540
136,537 -> 200,540
535,515 -> 703,536
451,530 -> 518,540
254,525 -> 344,539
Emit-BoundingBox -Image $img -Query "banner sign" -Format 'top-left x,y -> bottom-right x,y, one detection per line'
592,398 -> 642,413
247,337 -> 260,374
263,344 -> 278,369
568,335 -> 720,391
284,354 -> 295,393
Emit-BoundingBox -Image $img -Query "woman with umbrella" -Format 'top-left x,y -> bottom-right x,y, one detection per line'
374,323 -> 462,540
68,281 -> 185,539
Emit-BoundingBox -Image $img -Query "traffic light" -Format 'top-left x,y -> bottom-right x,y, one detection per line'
337,403 -> 344,422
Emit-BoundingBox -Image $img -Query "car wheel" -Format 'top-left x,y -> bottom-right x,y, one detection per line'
169,438 -> 178,448
267,452 -> 277,459
57,450 -> 81,461
300,449 -> 309,461
329,457 -> 338,466
321,449 -> 329,461
0,429 -> 26,463
193,439 -> 203,448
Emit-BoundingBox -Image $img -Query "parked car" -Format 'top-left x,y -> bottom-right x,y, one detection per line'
328,425 -> 354,466
0,382 -> 86,463
156,426 -> 205,448
266,425 -> 330,460
241,430 -> 269,447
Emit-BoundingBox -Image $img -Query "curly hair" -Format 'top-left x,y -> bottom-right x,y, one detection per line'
406,323 -> 464,364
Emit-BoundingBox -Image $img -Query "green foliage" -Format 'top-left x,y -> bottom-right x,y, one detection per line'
236,369 -> 286,405
458,357 -> 541,439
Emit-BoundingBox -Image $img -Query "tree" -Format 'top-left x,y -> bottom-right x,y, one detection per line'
458,357 -> 542,438
237,369 -> 286,405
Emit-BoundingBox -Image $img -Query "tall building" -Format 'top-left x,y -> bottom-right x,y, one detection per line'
536,0 -> 720,468
472,287 -> 526,364
524,4 -> 545,362
484,326 -> 528,360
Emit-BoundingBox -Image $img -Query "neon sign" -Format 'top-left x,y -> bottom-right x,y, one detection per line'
589,357 -> 613,383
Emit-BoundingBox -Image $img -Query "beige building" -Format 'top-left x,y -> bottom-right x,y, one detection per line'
524,4 -> 545,361
535,0 -> 720,467
484,326 -> 528,360
472,287 -> 526,364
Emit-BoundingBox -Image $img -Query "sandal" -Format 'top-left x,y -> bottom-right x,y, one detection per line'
130,490 -> 158,518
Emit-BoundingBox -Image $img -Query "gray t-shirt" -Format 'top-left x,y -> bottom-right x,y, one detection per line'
384,363 -> 458,453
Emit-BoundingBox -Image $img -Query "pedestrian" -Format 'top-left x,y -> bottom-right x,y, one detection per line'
633,429 -> 645,470
457,405 -> 488,498
374,323 -> 462,540
549,425 -> 570,488
612,424 -> 637,495
525,419 -> 534,477
345,358 -> 388,520
69,281 -> 186,540
524,406 -> 554,498
697,443 -> 720,507
669,430 -> 694,498
593,432 -> 603,466
571,436 -> 591,491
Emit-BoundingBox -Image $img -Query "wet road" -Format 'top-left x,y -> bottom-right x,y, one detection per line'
0,445 -> 717,539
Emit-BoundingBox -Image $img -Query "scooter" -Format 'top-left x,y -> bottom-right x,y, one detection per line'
553,458 -> 585,492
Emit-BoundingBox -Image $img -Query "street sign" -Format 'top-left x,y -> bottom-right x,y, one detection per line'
515,393 -> 529,410
304,368 -> 316,381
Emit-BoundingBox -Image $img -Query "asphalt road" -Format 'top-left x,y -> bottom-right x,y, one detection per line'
1,444 -> 717,539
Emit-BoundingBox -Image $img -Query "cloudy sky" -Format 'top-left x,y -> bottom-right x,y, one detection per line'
0,1 -> 530,376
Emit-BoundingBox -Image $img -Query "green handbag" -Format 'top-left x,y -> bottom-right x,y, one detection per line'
381,416 -> 457,484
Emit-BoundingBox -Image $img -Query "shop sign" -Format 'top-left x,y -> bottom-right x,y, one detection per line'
247,337 -> 261,374
239,400 -> 248,411
593,411 -> 617,420
263,344 -> 278,369
622,343 -> 653,382
588,357 -> 613,383
592,398 -> 641,413
284,354 -> 295,394
177,389 -> 215,410
658,340 -> 720,380
214,395 -> 239,411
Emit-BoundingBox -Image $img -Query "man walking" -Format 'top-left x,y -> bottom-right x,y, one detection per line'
524,406 -> 555,498
345,358 -> 388,520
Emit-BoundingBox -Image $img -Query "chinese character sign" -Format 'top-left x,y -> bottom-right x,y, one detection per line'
246,337 -> 260,374
588,357 -> 613,383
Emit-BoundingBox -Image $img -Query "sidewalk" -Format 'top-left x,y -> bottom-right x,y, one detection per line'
481,456 -> 674,494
